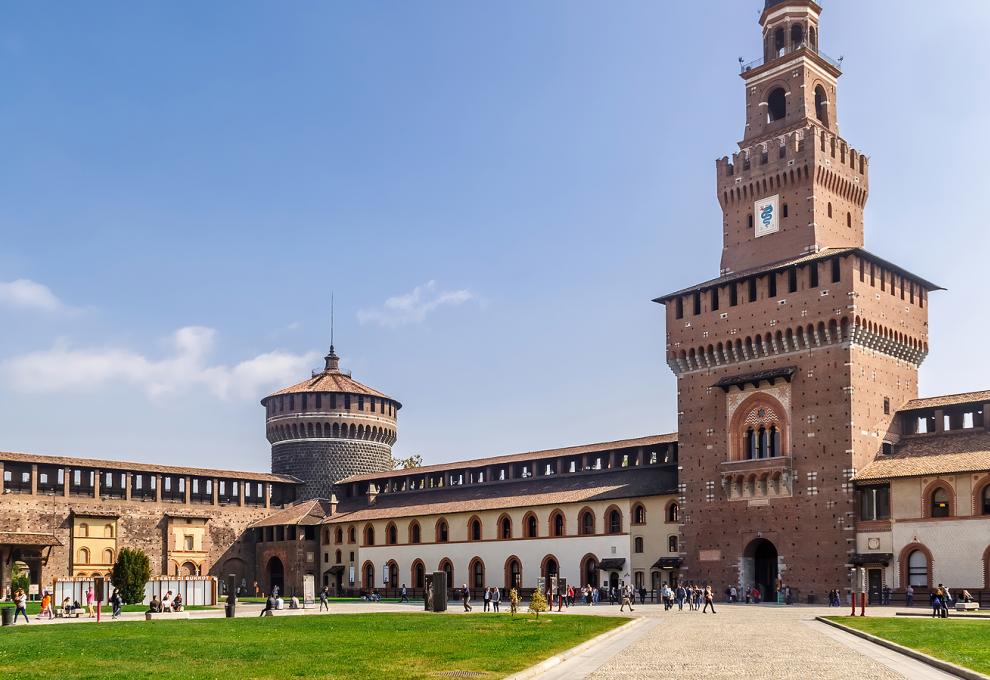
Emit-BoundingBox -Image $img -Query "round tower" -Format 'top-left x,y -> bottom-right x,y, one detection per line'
262,346 -> 400,500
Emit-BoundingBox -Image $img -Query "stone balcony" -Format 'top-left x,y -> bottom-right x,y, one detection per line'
720,456 -> 794,502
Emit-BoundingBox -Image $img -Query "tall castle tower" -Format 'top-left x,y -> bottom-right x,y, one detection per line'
656,0 -> 940,596
262,345 -> 400,501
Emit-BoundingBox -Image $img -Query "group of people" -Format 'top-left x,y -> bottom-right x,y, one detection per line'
148,590 -> 184,614
656,583 -> 717,612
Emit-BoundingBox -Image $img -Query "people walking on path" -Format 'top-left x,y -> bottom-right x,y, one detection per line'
319,586 -> 329,611
939,584 -> 951,618
13,588 -> 30,624
492,587 -> 501,612
906,584 -> 914,607
86,586 -> 95,618
930,588 -> 941,618
703,585 -> 717,614
399,585 -> 409,604
483,587 -> 491,612
110,589 -> 122,619
462,584 -> 472,612
39,590 -> 53,620
619,586 -> 635,612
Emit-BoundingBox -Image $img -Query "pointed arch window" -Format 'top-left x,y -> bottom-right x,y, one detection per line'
436,519 -> 449,543
579,509 -> 595,535
931,488 -> 950,517
500,516 -> 512,540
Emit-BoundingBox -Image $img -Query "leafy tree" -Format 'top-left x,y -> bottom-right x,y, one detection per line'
391,454 -> 423,470
11,562 -> 30,594
528,589 -> 548,619
112,548 -> 152,604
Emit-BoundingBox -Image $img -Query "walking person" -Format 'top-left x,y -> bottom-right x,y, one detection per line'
110,589 -> 122,619
40,590 -> 53,620
319,586 -> 329,611
930,587 -> 941,618
461,584 -> 472,612
399,584 -> 409,604
703,585 -> 717,614
619,586 -> 635,612
905,584 -> 914,607
939,584 -> 951,618
492,587 -> 500,613
86,585 -> 95,618
13,588 -> 30,624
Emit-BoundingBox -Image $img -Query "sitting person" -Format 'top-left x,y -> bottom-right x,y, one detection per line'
173,593 -> 184,611
961,590 -> 975,604
260,593 -> 275,617
161,591 -> 173,613
149,595 -> 162,613
290,595 -> 300,609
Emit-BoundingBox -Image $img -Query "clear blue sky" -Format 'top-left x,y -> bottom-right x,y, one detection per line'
1,1 -> 988,472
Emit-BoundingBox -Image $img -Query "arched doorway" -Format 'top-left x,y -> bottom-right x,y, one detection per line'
743,538 -> 778,601
266,556 -> 284,595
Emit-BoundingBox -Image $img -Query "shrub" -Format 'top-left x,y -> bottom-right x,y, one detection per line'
112,548 -> 152,604
528,589 -> 548,619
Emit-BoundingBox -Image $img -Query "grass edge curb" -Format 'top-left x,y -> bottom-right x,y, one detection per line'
503,617 -> 646,680
815,616 -> 990,680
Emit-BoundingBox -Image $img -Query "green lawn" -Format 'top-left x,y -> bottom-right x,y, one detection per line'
826,616 -> 990,675
0,612 -> 624,679
20,602 -> 212,616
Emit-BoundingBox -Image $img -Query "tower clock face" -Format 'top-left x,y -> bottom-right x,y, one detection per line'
754,194 -> 780,238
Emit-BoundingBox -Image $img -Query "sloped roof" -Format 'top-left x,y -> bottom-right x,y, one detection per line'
0,450 -> 300,485
900,390 -> 990,412
265,370 -> 395,402
855,431 -> 990,481
250,499 -> 333,528
0,532 -> 62,547
326,466 -> 677,524
653,247 -> 942,304
339,434 -> 678,484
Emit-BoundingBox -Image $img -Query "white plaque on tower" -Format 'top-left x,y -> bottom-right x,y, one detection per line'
754,194 -> 780,238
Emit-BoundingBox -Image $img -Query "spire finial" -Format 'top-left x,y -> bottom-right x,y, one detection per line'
324,292 -> 340,372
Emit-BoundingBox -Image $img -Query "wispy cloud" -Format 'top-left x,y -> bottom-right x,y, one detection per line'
0,326 -> 319,400
357,281 -> 475,328
0,279 -> 66,312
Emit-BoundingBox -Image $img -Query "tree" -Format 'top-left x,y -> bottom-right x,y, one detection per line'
509,587 -> 520,616
528,589 -> 548,619
391,454 -> 423,470
11,562 -> 30,594
112,548 -> 152,604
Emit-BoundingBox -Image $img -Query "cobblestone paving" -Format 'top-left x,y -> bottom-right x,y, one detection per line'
588,605 -> 904,680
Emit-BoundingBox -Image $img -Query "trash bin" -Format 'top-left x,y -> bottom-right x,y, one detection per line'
1,607 -> 13,626
225,603 -> 236,618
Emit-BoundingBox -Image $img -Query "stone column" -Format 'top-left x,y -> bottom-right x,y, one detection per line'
93,469 -> 101,499
30,464 -> 38,495
184,477 -> 191,505
212,479 -> 219,506
264,483 -> 271,509
0,462 -> 5,495
238,480 -> 245,507
155,475 -> 162,502
984,403 -> 990,431
125,473 -> 132,501
934,409 -> 945,433
63,469 -> 70,497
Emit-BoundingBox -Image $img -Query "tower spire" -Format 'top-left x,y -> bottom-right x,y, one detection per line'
325,292 -> 340,372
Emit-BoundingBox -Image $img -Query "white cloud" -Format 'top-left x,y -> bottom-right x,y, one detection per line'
0,326 -> 319,400
0,279 -> 65,312
358,281 -> 475,328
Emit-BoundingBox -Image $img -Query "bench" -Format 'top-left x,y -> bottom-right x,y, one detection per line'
145,611 -> 190,621
956,602 -> 979,612
55,608 -> 81,619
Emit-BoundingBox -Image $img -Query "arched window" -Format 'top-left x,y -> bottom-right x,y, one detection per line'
579,509 -> 595,535
347,527 -> 356,544
745,428 -> 756,460
542,556 -> 558,579
470,558 -> 485,589
667,503 -> 679,523
632,504 -> 646,525
931,488 -> 950,517
409,521 -> 421,544
606,508 -> 622,535
759,427 -> 769,459
104,524 -> 114,538
363,561 -> 375,588
335,528 -> 343,543
499,515 -> 512,540
469,517 -> 482,541
440,559 -> 453,588
907,550 -> 928,587
815,85 -> 829,126
731,394 -> 789,462
77,547 -> 90,564
524,513 -> 538,538
550,510 -> 565,537
583,555 -> 599,587
668,536 -> 678,553
436,519 -> 449,543
364,524 -> 375,546
774,27 -> 786,56
767,88 -> 787,122
386,523 -> 397,546
506,557 -> 522,589
982,485 -> 990,515
334,549 -> 341,563
634,537 -> 644,553
103,549 -> 114,565
413,560 -> 425,589
790,24 -> 804,48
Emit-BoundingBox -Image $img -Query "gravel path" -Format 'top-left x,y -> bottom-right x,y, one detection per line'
587,605 -> 905,680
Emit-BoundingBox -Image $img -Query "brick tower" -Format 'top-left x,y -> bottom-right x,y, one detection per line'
655,0 -> 940,598
262,345 -> 400,501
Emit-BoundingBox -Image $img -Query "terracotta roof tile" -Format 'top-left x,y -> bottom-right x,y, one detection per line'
265,370 -> 397,404
326,466 -> 677,524
0,532 -> 62,547
900,390 -> 990,411
0,450 -> 301,485
338,434 -> 678,484
855,430 -> 990,481
250,499 -> 332,528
